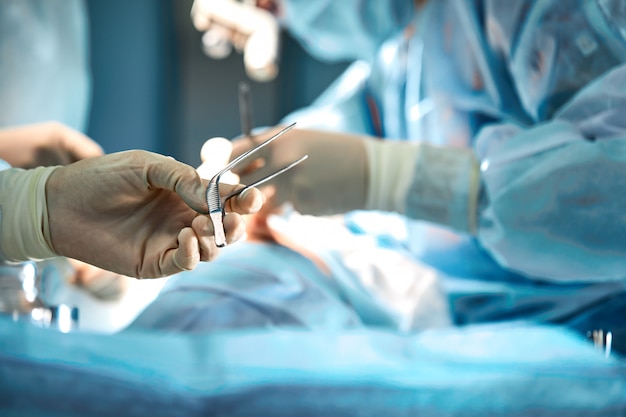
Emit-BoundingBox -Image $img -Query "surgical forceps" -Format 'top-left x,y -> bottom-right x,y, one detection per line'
206,122 -> 307,247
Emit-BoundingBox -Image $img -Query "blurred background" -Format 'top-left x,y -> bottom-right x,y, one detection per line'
86,0 -> 349,167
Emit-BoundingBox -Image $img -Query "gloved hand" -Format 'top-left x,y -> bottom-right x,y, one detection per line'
228,126 -> 370,216
228,126 -> 480,235
0,122 -> 132,289
0,150 -> 263,278
190,0 -> 280,82
0,121 -> 103,168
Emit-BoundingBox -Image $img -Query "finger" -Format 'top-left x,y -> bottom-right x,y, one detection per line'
197,137 -> 240,182
191,215 -> 220,261
200,137 -> 232,164
191,0 -> 211,31
60,127 -> 105,161
168,227 -> 201,275
223,212 -> 247,244
229,125 -> 286,177
221,185 -> 264,214
192,212 -> 247,257
256,185 -> 278,215
144,153 -> 209,213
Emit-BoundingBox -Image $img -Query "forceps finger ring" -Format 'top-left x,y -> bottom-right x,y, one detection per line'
206,122 -> 307,247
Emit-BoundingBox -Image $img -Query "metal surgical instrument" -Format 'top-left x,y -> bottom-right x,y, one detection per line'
239,81 -> 254,140
206,122 -> 307,247
587,329 -> 613,357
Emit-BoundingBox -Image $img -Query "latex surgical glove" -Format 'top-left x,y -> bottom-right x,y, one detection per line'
0,150 -> 263,279
0,121 -> 103,168
196,136 -> 240,184
191,0 -> 280,82
365,139 -> 481,234
231,126 -> 480,235
229,126 -> 369,216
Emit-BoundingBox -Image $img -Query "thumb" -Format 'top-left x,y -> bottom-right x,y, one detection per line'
59,127 -> 105,161
144,153 -> 209,213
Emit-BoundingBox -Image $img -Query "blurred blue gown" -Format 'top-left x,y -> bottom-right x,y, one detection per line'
133,0 -> 626,348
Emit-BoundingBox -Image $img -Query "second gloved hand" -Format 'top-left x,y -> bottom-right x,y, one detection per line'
228,126 -> 369,216
0,121 -> 103,168
228,126 -> 480,235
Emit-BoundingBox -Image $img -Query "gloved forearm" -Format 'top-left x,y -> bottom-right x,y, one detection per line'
230,127 -> 369,216
0,122 -> 103,168
229,126 -> 481,233
363,139 -> 481,234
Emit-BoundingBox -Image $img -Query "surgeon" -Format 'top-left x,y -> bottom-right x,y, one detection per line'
254,0 -> 626,336
133,0 -> 626,349
221,0 -> 626,279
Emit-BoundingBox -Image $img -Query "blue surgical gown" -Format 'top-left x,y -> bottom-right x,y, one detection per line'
285,0 -> 626,278
130,1 -> 626,360
274,0 -> 626,348
134,0 -> 626,352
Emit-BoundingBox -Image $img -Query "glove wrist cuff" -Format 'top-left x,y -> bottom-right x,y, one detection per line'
0,166 -> 60,261
406,144 -> 480,234
364,139 -> 422,213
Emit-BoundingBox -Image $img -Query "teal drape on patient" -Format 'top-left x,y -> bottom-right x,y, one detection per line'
2,316 -> 626,416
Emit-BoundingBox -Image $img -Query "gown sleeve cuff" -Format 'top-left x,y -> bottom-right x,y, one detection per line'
405,144 -> 480,234
0,166 -> 61,262
364,139 -> 423,213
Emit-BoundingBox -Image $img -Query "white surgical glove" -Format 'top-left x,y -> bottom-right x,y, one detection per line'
196,136 -> 240,184
0,150 -> 263,278
364,140 -> 481,234
229,126 -> 480,234
229,126 -> 369,216
0,121 -> 103,168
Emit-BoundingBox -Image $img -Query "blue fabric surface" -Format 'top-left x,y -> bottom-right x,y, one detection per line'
1,316 -> 625,416
276,0 -> 626,348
